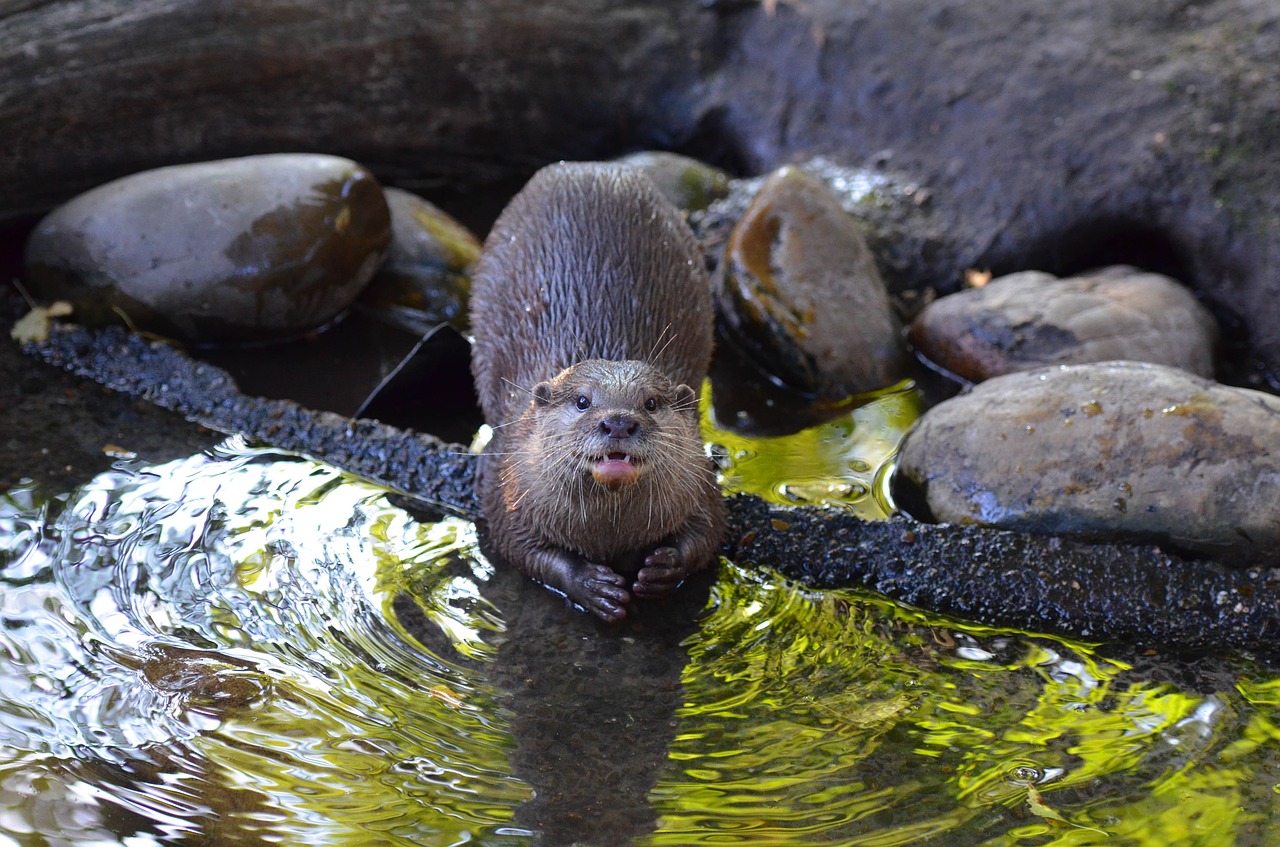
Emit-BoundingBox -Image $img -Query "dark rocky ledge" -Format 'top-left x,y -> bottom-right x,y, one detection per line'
5,0 -> 1280,386
27,326 -> 478,521
26,325 -> 1280,659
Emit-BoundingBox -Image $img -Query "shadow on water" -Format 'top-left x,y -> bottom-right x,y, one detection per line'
2,427 -> 1279,845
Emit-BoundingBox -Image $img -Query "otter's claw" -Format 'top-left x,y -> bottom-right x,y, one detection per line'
573,563 -> 631,622
633,547 -> 688,599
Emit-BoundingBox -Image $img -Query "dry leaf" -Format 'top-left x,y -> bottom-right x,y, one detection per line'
1027,785 -> 1108,836
9,301 -> 73,344
964,268 -> 993,289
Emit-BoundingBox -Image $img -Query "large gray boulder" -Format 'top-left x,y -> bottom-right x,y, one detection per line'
895,360 -> 1280,564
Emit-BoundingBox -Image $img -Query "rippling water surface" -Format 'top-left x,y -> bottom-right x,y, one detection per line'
0,442 -> 530,845
0,400 -> 1277,844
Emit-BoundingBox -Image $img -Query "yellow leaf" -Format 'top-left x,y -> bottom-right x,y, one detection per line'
9,301 -> 73,344
1027,785 -> 1108,836
964,268 -> 993,288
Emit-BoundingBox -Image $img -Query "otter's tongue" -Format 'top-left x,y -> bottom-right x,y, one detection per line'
593,452 -> 639,487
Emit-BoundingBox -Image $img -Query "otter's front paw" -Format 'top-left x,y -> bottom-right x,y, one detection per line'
571,564 -> 632,622
633,547 -> 688,600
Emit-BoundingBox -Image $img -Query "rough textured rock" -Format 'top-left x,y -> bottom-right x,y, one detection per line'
359,187 -> 479,331
23,325 -> 477,520
911,266 -> 1220,382
23,154 -> 390,343
725,494 -> 1280,657
894,360 -> 1280,564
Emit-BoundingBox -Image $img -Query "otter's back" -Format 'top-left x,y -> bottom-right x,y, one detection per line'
469,162 -> 713,425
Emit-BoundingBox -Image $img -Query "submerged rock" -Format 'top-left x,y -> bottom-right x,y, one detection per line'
893,360 -> 1280,564
911,266 -> 1219,382
358,187 -> 480,331
713,166 -> 909,426
22,153 -> 391,344
614,150 -> 731,213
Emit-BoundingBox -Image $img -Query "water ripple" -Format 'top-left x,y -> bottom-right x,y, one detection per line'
0,437 -> 1276,845
0,441 -> 531,845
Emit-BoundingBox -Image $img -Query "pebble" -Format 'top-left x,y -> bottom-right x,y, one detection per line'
359,187 -> 480,331
614,151 -> 731,212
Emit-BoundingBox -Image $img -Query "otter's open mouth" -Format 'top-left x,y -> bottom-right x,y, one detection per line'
592,451 -> 642,487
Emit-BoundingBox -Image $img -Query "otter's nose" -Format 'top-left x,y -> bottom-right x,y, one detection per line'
599,414 -> 640,439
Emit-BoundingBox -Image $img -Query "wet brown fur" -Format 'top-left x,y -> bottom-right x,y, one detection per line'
470,162 -> 726,621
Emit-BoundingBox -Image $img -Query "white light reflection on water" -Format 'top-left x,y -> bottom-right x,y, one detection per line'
0,439 -> 532,845
0,436 -> 1276,845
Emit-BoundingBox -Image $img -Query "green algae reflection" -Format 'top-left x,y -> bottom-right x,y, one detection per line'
703,380 -> 922,520
0,398 -> 1277,844
646,562 -> 1279,844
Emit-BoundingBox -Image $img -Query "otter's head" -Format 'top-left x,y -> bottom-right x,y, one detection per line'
529,359 -> 701,492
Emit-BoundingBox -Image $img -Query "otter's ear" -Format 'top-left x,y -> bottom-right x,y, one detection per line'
674,384 -> 698,410
533,382 -> 554,406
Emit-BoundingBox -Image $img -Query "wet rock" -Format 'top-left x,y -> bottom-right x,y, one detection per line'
22,154 -> 391,344
894,360 -> 1280,564
690,159 -> 938,299
911,266 -> 1219,382
615,150 -> 731,213
358,187 -> 480,331
713,166 -> 910,428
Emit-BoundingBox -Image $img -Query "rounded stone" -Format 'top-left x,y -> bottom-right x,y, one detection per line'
358,187 -> 480,330
716,166 -> 909,403
22,153 -> 391,344
893,360 -> 1280,564
911,266 -> 1219,382
614,150 -> 732,213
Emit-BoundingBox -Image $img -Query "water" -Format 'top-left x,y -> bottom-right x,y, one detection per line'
708,381 -> 922,520
0,411 -> 1277,844
0,444 -> 530,845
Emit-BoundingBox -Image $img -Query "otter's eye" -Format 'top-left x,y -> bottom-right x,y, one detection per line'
644,397 -> 658,412
575,395 -> 591,411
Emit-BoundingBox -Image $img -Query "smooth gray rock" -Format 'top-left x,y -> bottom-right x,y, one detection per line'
23,154 -> 390,344
894,360 -> 1280,564
911,266 -> 1220,382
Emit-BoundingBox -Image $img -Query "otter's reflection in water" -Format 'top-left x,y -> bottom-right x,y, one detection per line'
0,438 -> 1273,846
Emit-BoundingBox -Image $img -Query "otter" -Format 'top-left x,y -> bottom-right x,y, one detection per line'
469,162 -> 726,622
